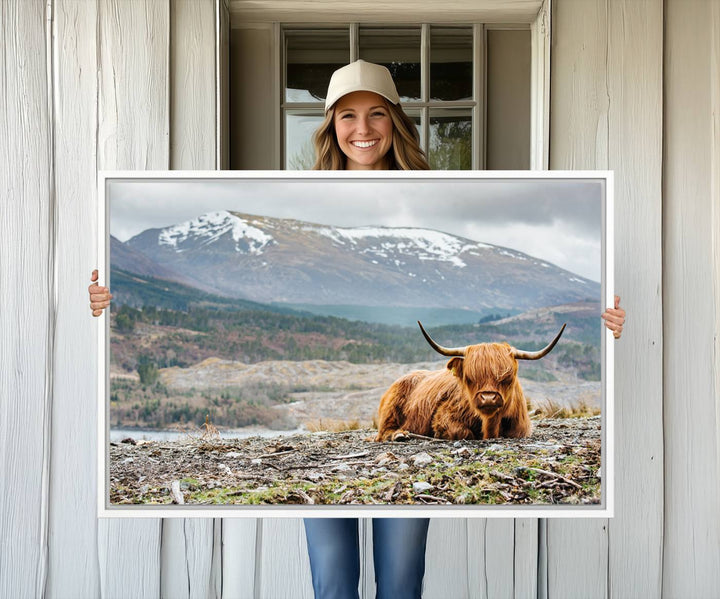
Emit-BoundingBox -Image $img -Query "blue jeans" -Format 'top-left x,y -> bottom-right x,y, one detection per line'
303,518 -> 430,599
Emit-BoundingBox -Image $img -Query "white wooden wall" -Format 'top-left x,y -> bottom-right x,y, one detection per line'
2,0 -> 719,597
663,1 -> 720,596
549,1 -> 664,596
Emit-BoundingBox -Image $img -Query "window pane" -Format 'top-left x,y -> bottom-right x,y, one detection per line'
430,27 -> 473,101
286,30 -> 349,103
285,112 -> 324,170
359,28 -> 421,102
402,109 -> 423,148
429,109 -> 472,170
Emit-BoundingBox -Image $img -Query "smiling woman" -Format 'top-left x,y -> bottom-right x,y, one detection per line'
311,60 -> 430,171
333,91 -> 394,170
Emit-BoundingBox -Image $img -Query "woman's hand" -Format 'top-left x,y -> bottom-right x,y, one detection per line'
601,295 -> 625,339
89,269 -> 112,317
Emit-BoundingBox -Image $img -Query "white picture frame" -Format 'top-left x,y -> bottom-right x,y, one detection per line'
98,170 -> 614,519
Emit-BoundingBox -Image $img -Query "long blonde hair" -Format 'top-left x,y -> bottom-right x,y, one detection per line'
312,100 -> 430,171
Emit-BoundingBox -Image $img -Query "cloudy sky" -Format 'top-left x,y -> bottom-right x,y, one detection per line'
107,175 -> 606,282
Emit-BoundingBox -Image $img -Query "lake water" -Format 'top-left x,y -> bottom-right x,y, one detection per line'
109,426 -> 308,442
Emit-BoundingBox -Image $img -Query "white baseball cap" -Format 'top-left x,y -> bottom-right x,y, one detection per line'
324,60 -> 400,112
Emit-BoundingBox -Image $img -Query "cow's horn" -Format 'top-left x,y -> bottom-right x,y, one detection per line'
417,321 -> 467,357
512,323 -> 567,360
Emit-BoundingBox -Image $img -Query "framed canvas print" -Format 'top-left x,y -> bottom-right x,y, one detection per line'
97,171 -> 613,518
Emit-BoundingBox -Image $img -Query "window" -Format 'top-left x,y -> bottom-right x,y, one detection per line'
228,23 -> 532,170
282,25 -> 509,171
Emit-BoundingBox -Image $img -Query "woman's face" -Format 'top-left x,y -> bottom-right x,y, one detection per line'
333,91 -> 394,170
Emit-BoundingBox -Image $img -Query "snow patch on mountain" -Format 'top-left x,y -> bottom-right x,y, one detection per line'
568,276 -> 589,285
159,211 -> 273,254
311,226 -> 493,268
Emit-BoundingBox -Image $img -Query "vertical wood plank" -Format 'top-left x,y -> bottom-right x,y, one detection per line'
713,1 -> 720,509
170,0 -> 216,170
0,1 -> 52,597
209,519 -> 223,599
546,523 -> 607,599
606,1 -> 664,597
97,1 -> 169,595
161,520 -> 219,599
258,519 -> 313,599
547,1 -> 610,595
663,1 -> 720,595
47,0 -> 102,596
221,520 -> 257,598
465,520 -> 517,599
360,518 -> 374,598
162,1 -> 220,597
513,519 -> 538,599
218,0 -> 230,170
550,0 -> 609,170
530,0 -> 550,170
97,0 -> 169,171
536,520 -> 547,599
486,520 -> 517,598
424,519 -> 470,599
98,521 -> 162,599
466,520 -> 489,599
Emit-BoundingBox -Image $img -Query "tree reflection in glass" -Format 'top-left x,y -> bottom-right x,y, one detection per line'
429,110 -> 472,170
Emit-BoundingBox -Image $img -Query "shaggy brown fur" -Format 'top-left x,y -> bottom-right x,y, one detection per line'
374,342 -> 532,441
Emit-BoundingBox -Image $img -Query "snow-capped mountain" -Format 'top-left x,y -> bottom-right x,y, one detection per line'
121,210 -> 600,312
157,211 -> 274,255
313,225 -> 489,268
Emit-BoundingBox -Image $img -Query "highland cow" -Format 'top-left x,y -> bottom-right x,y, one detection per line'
374,322 -> 566,441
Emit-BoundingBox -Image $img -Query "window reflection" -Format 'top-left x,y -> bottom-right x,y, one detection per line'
359,28 -> 421,102
430,27 -> 473,101
429,110 -> 472,170
286,30 -> 350,103
285,113 -> 324,170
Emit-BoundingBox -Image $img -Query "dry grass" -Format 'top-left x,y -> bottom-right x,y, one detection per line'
201,414 -> 220,439
531,398 -> 600,419
169,414 -> 221,441
304,418 -> 364,433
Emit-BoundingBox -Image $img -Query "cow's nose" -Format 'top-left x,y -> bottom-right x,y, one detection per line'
480,392 -> 500,404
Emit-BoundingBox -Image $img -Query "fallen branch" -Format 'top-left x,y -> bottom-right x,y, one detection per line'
515,466 -> 582,489
293,489 -> 315,505
384,481 -> 402,502
490,470 -> 517,483
170,481 -> 185,505
225,489 -> 248,497
398,432 -> 447,443
415,494 -> 449,503
279,458 -> 371,471
260,449 -> 297,458
331,451 -> 370,460
230,474 -> 276,483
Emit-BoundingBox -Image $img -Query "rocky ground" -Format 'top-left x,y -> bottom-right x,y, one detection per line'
109,417 -> 602,507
